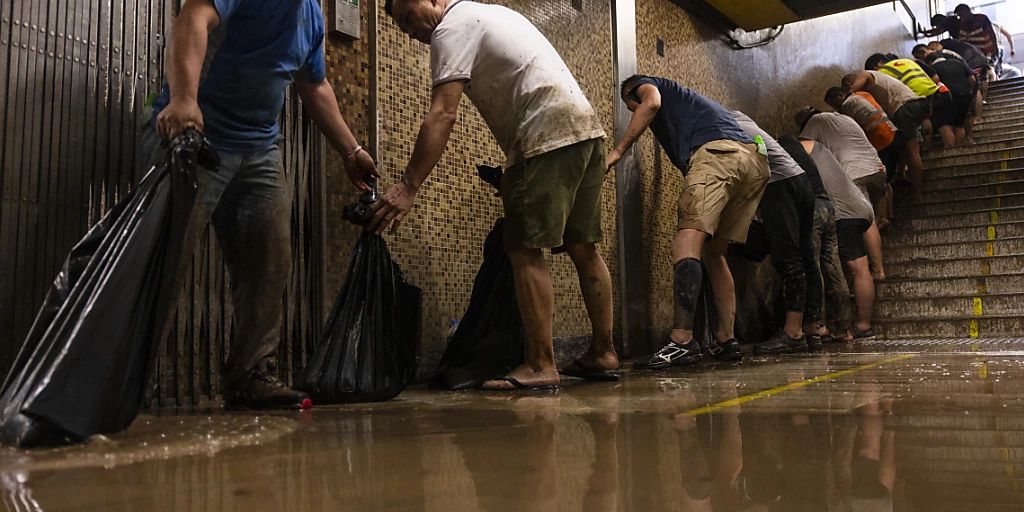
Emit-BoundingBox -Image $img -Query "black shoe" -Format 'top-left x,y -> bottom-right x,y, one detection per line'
224,370 -> 313,411
707,338 -> 744,362
853,328 -> 876,340
806,333 -> 823,351
635,339 -> 703,370
752,330 -> 806,355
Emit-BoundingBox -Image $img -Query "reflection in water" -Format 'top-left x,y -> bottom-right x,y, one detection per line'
2,351 -> 1023,511
0,392 -> 910,512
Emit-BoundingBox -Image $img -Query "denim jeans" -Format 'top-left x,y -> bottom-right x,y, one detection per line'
140,124 -> 292,387
810,198 -> 852,331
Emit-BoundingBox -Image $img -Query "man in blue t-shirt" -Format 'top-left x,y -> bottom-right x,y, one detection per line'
146,0 -> 377,410
608,75 -> 769,369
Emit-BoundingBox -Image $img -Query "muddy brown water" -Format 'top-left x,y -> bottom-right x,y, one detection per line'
3,341 -> 1024,511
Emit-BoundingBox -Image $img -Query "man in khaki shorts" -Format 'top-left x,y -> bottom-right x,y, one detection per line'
371,0 -> 616,389
608,75 -> 769,368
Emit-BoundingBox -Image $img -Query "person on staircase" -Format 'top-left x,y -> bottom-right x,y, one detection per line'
148,0 -> 378,409
779,135 -> 854,344
865,53 -> 946,148
925,39 -> 991,134
373,0 -> 618,390
799,139 -> 877,340
611,76 -> 769,368
731,112 -> 822,355
842,69 -> 928,204
796,107 -> 888,283
917,45 -> 978,149
824,86 -> 902,231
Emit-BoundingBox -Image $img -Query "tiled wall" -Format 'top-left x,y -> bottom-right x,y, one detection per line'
323,0 -> 919,367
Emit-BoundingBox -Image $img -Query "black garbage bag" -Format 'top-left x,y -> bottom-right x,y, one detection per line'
432,164 -> 525,390
302,230 -> 421,403
0,130 -> 217,447
434,219 -> 525,390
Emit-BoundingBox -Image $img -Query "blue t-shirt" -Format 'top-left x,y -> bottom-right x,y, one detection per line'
627,76 -> 752,173
153,0 -> 326,152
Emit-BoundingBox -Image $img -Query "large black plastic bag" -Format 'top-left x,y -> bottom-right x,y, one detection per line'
432,165 -> 525,390
0,130 -> 217,447
302,230 -> 421,403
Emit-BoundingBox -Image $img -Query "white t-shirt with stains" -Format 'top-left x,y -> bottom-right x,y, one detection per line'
430,1 -> 605,167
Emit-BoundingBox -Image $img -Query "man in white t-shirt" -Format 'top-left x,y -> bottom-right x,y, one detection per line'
371,0 -> 616,389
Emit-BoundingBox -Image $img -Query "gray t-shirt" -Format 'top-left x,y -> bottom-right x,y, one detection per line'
731,111 -> 804,183
807,142 -> 873,222
800,112 -> 885,182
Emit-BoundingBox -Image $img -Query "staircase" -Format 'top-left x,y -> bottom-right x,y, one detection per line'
876,77 -> 1024,339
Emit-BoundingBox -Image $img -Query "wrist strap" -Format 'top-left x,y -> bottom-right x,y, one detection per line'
345,145 -> 363,160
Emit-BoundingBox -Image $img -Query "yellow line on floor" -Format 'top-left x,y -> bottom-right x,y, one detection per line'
684,354 -> 916,416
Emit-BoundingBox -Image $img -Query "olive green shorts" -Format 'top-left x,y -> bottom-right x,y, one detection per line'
501,138 -> 605,250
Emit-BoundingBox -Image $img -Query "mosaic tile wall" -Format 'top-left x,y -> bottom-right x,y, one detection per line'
374,0 -> 619,369
322,0 -> 373,306
323,0 -> 921,365
633,0 -> 918,344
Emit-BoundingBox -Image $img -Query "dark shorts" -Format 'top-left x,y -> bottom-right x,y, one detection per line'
951,94 -> 973,126
931,91 -> 956,128
891,98 -> 931,138
836,218 -> 870,262
502,138 -> 605,250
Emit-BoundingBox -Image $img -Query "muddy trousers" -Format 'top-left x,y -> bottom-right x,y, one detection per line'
761,174 -> 821,322
809,199 -> 852,330
140,124 -> 292,387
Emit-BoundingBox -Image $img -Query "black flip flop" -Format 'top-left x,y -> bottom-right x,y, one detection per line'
559,360 -> 621,382
479,376 -> 560,391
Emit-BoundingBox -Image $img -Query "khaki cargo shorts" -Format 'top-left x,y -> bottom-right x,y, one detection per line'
680,139 -> 770,243
502,138 -> 605,250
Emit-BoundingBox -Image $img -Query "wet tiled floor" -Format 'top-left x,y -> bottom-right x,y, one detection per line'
4,340 -> 1024,511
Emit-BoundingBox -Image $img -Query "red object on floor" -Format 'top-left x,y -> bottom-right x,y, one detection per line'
300,398 -> 313,410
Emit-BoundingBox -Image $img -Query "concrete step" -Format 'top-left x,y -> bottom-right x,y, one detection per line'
875,313 -> 1024,338
891,205 -> 1024,231
885,253 -> 1024,279
921,136 -> 1024,160
988,85 -> 1024,99
885,221 -> 1024,246
925,166 -> 1024,191
975,111 -> 1024,126
884,237 -> 1024,263
922,145 -> 1024,167
922,179 -> 1024,202
990,76 -> 1024,90
878,273 -> 1024,299
973,120 -> 1024,136
926,155 -> 1024,180
876,292 -> 1024,320
908,191 -> 1024,217
983,98 -> 1024,113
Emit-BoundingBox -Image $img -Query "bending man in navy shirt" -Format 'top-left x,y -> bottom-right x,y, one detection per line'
609,76 -> 769,369
148,0 -> 377,410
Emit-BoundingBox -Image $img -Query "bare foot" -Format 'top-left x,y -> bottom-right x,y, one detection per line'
480,364 -> 560,390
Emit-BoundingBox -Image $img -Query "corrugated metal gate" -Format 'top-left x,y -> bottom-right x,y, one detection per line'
0,1 -> 325,406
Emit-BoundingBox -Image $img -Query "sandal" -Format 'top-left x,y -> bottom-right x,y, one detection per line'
478,376 -> 560,391
559,360 -> 621,381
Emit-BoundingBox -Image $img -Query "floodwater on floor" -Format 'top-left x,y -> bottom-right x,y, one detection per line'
3,340 -> 1024,512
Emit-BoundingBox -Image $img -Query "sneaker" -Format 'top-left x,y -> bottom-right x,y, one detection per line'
707,338 -> 744,362
752,330 -> 806,355
635,339 -> 702,370
224,370 -> 313,411
853,328 -> 876,340
806,333 -> 823,351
